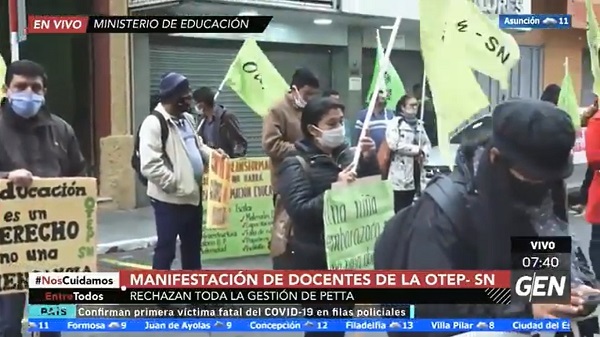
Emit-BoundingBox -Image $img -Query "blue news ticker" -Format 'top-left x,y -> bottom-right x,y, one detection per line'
499,14 -> 572,29
27,318 -> 571,332
28,304 -> 417,319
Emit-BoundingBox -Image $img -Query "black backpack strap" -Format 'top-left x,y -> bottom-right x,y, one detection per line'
423,172 -> 467,226
150,110 -> 171,165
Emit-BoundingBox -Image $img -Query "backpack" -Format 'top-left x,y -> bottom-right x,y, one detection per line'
131,111 -> 170,186
374,171 -> 471,270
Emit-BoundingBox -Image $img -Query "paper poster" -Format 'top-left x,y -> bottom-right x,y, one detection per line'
323,177 -> 394,269
206,152 -> 232,229
201,157 -> 272,260
0,178 -> 97,293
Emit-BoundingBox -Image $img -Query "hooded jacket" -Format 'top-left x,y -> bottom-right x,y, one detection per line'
196,104 -> 247,158
381,141 -> 596,337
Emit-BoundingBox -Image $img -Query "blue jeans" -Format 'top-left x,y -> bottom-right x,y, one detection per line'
0,293 -> 60,337
151,199 -> 202,270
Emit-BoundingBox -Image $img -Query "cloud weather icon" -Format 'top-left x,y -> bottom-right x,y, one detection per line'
476,322 -> 489,329
108,322 -> 121,329
389,322 -> 401,329
213,321 -> 224,327
304,321 -> 314,327
28,322 -> 37,329
542,17 -> 557,25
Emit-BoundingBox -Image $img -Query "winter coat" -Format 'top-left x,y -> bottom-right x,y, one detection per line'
381,143 -> 597,337
276,139 -> 380,266
386,116 -> 430,191
585,113 -> 600,224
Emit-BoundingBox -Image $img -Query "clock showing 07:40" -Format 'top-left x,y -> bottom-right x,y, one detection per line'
521,256 -> 561,269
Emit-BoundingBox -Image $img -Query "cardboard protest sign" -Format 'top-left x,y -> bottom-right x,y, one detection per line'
323,177 -> 394,269
201,157 -> 272,259
206,151 -> 232,229
0,178 -> 97,293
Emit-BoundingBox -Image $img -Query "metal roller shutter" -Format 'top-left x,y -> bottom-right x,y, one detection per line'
149,38 -> 332,157
363,46 -> 542,109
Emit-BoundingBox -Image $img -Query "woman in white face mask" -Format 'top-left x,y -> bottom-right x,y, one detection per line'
276,97 -> 380,337
386,94 -> 431,213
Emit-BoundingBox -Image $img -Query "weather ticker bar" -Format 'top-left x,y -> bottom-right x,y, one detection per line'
26,318 -> 571,333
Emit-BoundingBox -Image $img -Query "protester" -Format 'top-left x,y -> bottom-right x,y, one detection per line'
262,68 -> 319,269
322,89 -> 351,144
413,82 -> 438,147
376,99 -> 600,337
193,86 -> 247,158
386,95 -> 430,212
277,97 -> 379,337
585,101 -> 600,277
354,90 -> 394,150
138,73 -> 222,271
573,99 -> 598,215
322,89 -> 340,100
0,60 -> 86,337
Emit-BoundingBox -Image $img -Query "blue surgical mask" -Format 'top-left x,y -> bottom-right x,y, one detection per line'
9,91 -> 45,119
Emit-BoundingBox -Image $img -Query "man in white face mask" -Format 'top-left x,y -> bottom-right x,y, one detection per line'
262,67 -> 320,270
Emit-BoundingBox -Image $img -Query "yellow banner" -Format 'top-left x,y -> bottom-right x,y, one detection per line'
0,178 -> 97,293
206,152 -> 232,229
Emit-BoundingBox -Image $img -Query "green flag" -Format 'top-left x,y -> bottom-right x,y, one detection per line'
366,30 -> 406,110
225,39 -> 288,117
558,61 -> 581,130
586,0 -> 600,95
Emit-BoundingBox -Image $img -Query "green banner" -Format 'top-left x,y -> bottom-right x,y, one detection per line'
200,157 -> 273,260
324,178 -> 393,269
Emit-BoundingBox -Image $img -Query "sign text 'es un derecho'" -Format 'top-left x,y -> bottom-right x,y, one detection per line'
0,179 -> 98,292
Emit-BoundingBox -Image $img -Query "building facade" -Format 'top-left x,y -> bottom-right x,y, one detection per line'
97,0 -> 594,209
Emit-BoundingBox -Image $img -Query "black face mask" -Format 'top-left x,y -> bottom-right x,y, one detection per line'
508,174 -> 550,206
176,97 -> 191,113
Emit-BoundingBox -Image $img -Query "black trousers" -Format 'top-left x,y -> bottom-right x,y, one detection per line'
581,166 -> 594,205
394,190 -> 416,213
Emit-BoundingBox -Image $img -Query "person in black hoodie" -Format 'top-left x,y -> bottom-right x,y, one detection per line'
277,97 -> 379,337
376,99 -> 600,337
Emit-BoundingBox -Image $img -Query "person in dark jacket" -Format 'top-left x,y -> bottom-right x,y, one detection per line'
193,87 -> 247,158
378,99 -> 599,337
277,97 -> 379,337
0,60 -> 86,337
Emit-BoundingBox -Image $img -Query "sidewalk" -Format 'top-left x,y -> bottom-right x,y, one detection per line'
97,207 -> 157,254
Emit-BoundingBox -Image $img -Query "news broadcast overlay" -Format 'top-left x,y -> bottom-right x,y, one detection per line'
29,270 -> 513,304
26,318 -> 571,333
498,14 -> 571,29
28,304 -> 413,319
510,236 -> 571,303
0,178 -> 98,294
27,15 -> 272,34
31,288 -> 514,304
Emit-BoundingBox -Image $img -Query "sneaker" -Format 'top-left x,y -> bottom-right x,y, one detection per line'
570,204 -> 585,215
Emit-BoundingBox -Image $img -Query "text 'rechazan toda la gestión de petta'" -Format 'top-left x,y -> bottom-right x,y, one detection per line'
28,270 -> 511,304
